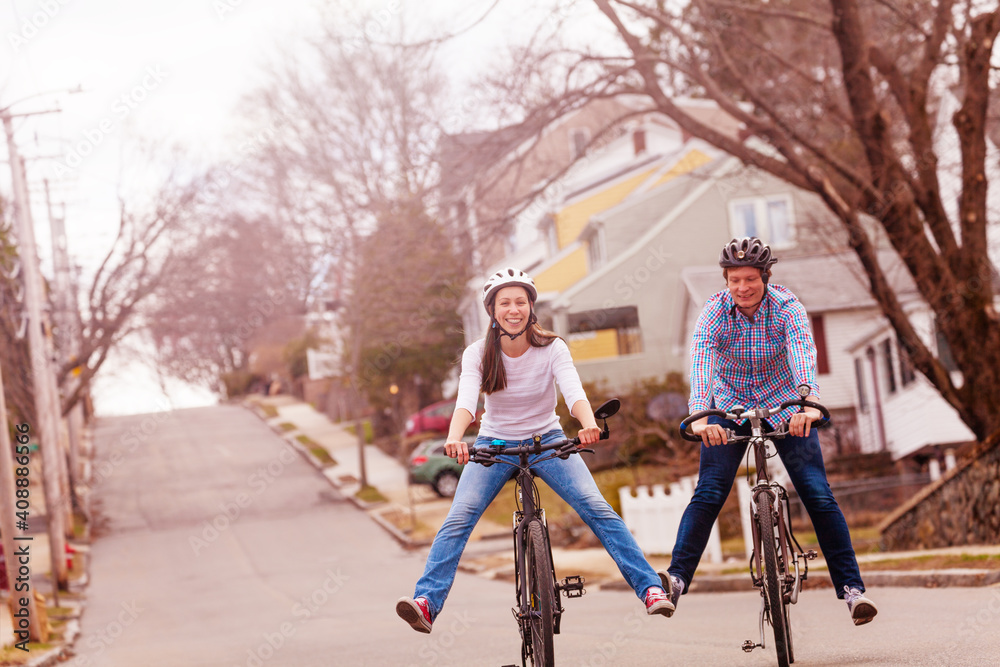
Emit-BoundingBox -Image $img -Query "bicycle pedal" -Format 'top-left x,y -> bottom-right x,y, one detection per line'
558,575 -> 586,598
742,640 -> 757,653
805,549 -> 818,560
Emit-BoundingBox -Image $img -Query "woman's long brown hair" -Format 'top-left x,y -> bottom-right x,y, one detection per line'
480,297 -> 561,395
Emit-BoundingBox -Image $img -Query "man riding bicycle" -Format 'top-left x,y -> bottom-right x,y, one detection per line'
660,237 -> 878,626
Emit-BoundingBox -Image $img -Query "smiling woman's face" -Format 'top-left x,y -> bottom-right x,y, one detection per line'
493,286 -> 531,334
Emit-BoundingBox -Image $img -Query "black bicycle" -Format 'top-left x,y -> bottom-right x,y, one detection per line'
468,398 -> 621,667
680,385 -> 830,667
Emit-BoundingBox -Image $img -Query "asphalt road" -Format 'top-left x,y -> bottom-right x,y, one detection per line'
74,405 -> 1000,666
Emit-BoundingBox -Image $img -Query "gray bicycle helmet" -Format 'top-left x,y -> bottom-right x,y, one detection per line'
481,267 -> 537,313
719,237 -> 777,270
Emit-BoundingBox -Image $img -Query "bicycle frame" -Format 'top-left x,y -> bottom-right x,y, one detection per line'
742,411 -> 814,654
679,388 -> 829,666
508,447 -> 568,636
468,398 -> 619,667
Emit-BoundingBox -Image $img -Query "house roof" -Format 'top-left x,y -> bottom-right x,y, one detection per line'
679,250 -> 922,313
552,156 -> 739,308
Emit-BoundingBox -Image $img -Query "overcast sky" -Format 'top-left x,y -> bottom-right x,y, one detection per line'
0,0 -> 578,415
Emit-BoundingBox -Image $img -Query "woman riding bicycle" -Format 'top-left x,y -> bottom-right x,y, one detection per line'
397,268 -> 673,633
659,237 -> 878,626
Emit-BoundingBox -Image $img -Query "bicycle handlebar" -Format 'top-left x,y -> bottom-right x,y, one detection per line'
466,397 -> 620,465
468,430 -> 608,465
678,399 -> 832,442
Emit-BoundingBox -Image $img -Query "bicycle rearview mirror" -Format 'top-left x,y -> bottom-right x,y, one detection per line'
594,398 -> 620,420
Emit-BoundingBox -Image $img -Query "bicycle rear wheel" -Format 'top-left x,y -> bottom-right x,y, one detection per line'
757,491 -> 791,667
525,519 -> 555,667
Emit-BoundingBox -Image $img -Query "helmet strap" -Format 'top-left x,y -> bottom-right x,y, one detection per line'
492,310 -> 537,341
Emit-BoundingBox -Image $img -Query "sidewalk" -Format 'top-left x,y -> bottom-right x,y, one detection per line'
245,395 -> 1000,593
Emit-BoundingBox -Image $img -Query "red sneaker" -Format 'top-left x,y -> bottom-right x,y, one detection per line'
396,596 -> 432,633
644,586 -> 676,617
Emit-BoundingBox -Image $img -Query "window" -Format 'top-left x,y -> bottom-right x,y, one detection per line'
854,357 -> 869,412
568,306 -> 643,355
810,314 -> 830,375
880,338 -> 897,394
729,195 -> 794,247
897,340 -> 917,387
632,129 -> 647,155
587,226 -> 607,271
570,128 -> 589,159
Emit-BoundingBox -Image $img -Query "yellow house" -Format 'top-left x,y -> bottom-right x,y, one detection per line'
532,143 -> 715,361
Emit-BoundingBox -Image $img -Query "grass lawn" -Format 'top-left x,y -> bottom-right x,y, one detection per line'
355,485 -> 388,504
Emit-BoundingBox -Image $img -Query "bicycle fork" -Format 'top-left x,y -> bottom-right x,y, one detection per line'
743,483 -> 817,654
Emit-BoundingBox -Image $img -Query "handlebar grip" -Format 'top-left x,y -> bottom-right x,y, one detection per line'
679,409 -> 728,442
778,398 -> 832,428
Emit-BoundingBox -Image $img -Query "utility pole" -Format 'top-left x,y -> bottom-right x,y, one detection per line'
44,179 -> 84,490
2,107 -> 70,593
0,361 -> 45,643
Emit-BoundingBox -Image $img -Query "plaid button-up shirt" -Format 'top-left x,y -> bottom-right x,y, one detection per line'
689,283 -> 819,426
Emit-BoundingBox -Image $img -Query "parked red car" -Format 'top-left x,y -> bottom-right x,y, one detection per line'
404,398 -> 484,437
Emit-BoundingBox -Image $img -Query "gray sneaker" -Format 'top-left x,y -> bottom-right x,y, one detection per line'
656,571 -> 684,618
844,586 -> 878,626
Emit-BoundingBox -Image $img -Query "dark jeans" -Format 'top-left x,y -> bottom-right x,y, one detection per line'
668,416 -> 864,598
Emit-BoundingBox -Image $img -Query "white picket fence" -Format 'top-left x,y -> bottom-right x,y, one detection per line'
618,476 -> 723,562
619,459 -> 800,562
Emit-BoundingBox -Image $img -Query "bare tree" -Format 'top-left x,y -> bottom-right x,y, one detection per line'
488,0 -> 1000,441
146,210 -> 311,393
53,174 -> 201,415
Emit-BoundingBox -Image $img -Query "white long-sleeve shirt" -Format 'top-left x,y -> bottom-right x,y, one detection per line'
455,337 -> 588,441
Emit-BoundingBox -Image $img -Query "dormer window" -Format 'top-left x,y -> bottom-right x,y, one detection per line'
570,128 -> 589,159
587,225 -> 607,270
633,129 -> 646,155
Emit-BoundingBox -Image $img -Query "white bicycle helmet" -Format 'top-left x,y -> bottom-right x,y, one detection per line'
481,267 -> 537,312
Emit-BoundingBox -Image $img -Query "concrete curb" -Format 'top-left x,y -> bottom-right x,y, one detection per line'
370,506 -> 435,550
599,568 -> 1000,593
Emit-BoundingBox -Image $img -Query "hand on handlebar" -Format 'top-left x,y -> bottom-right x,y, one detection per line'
692,416 -> 728,446
788,399 -> 823,438
445,439 -> 470,465
577,425 -> 601,446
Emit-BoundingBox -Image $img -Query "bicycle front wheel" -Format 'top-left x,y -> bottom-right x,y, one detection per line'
757,491 -> 791,667
525,519 -> 555,667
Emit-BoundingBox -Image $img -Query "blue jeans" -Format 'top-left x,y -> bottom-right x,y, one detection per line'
668,417 -> 864,599
414,429 -> 661,620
